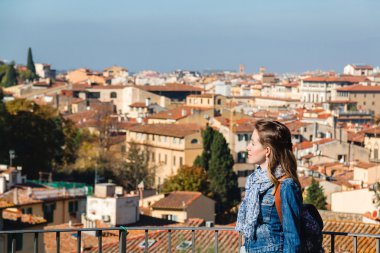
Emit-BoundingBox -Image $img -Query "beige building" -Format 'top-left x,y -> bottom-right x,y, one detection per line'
126,123 -> 203,186
343,64 -> 374,76
103,66 -> 129,78
335,85 -> 380,115
331,188 -> 376,214
66,68 -> 106,84
363,127 -> 380,163
186,94 -> 226,114
87,86 -> 170,115
151,191 -> 215,222
353,161 -> 380,186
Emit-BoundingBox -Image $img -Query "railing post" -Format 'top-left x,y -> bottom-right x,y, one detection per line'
192,230 -> 195,253
96,230 -> 103,253
77,231 -> 81,253
119,229 -> 127,253
214,230 -> 218,253
145,229 -> 149,253
238,232 -> 242,253
56,232 -> 60,253
168,230 -> 172,253
330,234 -> 335,253
11,234 -> 16,253
353,236 -> 357,253
34,232 -> 39,253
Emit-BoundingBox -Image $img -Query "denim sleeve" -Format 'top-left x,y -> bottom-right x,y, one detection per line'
280,179 -> 302,253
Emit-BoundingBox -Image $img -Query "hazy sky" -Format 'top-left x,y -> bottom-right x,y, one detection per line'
0,0 -> 379,73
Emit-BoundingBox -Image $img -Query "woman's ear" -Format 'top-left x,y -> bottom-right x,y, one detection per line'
265,146 -> 271,158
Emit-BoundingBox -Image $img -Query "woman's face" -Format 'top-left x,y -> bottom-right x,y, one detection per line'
247,129 -> 269,166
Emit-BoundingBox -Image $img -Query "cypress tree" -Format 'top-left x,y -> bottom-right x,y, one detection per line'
2,63 -> 17,87
304,178 -> 327,210
193,125 -> 214,170
27,47 -> 36,77
208,131 -> 240,216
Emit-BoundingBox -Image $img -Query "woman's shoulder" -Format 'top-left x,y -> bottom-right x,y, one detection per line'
280,178 -> 300,191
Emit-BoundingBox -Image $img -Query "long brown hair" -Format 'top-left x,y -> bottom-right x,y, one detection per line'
254,119 -> 300,187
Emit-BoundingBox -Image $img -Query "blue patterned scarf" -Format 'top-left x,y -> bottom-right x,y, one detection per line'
235,166 -> 284,238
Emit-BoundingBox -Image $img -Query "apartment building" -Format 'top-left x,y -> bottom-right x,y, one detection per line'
335,85 -> 380,115
126,123 -> 203,186
343,64 -> 374,76
300,76 -> 370,103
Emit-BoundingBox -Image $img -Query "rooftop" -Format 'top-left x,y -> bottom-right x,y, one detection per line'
151,191 -> 203,210
128,123 -> 201,138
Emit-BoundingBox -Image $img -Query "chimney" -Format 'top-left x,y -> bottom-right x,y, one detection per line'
13,188 -> 19,205
145,98 -> 151,107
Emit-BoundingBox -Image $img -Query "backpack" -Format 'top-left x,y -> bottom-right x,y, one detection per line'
274,181 -> 324,253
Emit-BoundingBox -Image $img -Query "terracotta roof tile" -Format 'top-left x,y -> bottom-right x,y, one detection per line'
304,76 -> 370,83
139,83 -> 202,92
322,220 -> 380,253
128,123 -> 201,138
148,106 -> 208,120
151,191 -> 203,210
336,85 -> 380,92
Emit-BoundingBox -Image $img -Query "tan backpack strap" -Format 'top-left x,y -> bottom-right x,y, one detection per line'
274,182 -> 283,225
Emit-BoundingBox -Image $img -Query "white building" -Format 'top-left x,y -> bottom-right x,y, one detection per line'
35,63 -> 55,79
343,64 -> 373,76
84,183 -> 139,226
331,188 -> 376,214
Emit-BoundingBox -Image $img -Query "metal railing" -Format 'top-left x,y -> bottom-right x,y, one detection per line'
1,227 -> 380,253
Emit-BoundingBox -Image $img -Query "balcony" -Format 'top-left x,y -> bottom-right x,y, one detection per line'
1,226 -> 380,253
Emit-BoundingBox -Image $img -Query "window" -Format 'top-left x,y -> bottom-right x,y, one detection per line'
43,202 -> 56,223
110,92 -> 117,99
159,153 -> 161,162
21,207 -> 32,214
165,154 -> 167,164
7,233 -> 23,253
191,139 -> 198,144
364,94 -> 367,98
173,138 -> 176,144
152,152 -> 155,162
138,239 -> 156,249
217,99 -> 222,105
237,152 -> 247,163
179,157 -> 183,166
177,240 -> 192,250
364,102 -> 366,106
68,201 -> 79,214
173,156 -> 176,166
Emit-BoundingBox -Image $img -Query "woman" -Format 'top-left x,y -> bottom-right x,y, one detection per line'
236,119 -> 302,253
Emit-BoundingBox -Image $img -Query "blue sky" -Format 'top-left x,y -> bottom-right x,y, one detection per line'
0,0 -> 379,73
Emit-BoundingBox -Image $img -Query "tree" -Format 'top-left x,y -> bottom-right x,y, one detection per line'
0,99 -> 79,179
1,62 -> 17,87
162,165 -> 209,194
193,125 -> 215,170
208,131 -> 240,216
27,47 -> 36,78
304,178 -> 327,210
118,142 -> 155,191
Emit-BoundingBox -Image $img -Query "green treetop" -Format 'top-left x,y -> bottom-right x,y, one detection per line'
304,177 -> 327,210
27,47 -> 36,77
208,131 -> 240,215
193,125 -> 215,171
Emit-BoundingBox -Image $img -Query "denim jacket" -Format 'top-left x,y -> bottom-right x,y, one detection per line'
244,178 -> 302,253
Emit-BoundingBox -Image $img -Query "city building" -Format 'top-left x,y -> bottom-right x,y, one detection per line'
151,191 -> 215,222
125,123 -> 203,185
343,64 -> 374,76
